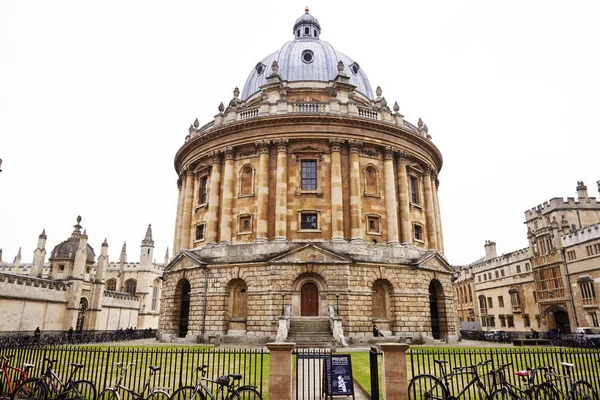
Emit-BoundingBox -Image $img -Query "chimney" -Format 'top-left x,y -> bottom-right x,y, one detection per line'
577,181 -> 588,200
484,240 -> 497,260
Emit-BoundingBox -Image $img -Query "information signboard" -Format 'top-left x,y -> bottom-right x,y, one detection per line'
322,354 -> 355,398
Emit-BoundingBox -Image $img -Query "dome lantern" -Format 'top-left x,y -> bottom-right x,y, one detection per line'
293,7 -> 321,39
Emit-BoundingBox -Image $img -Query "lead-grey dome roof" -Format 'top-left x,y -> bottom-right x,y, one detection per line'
241,9 -> 374,101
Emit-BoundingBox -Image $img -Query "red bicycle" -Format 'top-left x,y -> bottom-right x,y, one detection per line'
0,355 -> 35,400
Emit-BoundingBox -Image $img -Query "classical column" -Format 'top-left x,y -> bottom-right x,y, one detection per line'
384,147 -> 400,246
255,140 -> 271,242
219,147 -> 235,245
206,151 -> 223,245
329,139 -> 345,242
433,174 -> 445,253
396,151 -> 411,243
348,140 -> 364,243
179,169 -> 195,250
423,165 -> 438,250
172,177 -> 184,254
273,139 -> 289,243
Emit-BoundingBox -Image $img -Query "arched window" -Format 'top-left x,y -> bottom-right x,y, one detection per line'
105,279 -> 117,291
363,165 -> 379,196
151,279 -> 161,311
239,165 -> 254,196
468,286 -> 473,303
479,295 -> 487,314
124,279 -> 137,295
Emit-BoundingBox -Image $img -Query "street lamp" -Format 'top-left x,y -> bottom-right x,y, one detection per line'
335,293 -> 340,316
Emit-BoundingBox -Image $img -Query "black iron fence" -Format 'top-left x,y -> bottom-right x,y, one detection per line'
293,348 -> 330,400
0,329 -> 157,348
0,346 -> 265,397
460,329 -> 600,348
408,347 -> 600,397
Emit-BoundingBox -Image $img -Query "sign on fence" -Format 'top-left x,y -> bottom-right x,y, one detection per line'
322,354 -> 355,399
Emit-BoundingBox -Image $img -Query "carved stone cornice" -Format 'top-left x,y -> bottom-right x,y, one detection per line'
329,138 -> 344,152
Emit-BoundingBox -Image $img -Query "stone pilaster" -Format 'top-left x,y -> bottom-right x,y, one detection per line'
384,147 -> 400,246
378,343 -> 410,400
255,140 -> 271,242
266,343 -> 295,400
179,170 -> 195,250
273,139 -> 289,243
329,139 -> 345,242
397,151 -> 411,244
348,140 -> 364,243
219,147 -> 235,244
423,165 -> 438,250
173,177 -> 184,254
206,151 -> 223,245
433,175 -> 444,253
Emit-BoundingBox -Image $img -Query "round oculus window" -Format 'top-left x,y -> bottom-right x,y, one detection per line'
350,62 -> 360,75
301,50 -> 314,64
255,63 -> 265,75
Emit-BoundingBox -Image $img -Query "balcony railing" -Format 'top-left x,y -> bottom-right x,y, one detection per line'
358,107 -> 379,120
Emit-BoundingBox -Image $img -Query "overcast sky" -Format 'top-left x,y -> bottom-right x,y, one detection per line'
1,1 -> 599,266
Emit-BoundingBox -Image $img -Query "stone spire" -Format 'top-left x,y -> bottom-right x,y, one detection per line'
140,224 -> 154,267
119,242 -> 127,264
31,229 -> 47,278
0,248 -> 3,263
95,238 -> 109,283
13,247 -> 22,272
71,215 -> 83,239
164,247 -> 170,265
71,229 -> 88,279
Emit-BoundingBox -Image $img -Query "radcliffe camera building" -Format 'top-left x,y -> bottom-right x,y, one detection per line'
160,9 -> 457,344
455,181 -> 600,335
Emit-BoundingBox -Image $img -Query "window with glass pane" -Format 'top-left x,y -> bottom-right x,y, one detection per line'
301,213 -> 318,230
301,160 -> 317,190
199,176 -> 208,204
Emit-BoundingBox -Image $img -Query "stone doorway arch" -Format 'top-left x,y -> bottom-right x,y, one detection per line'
291,273 -> 328,317
301,282 -> 319,316
175,279 -> 191,338
429,279 -> 448,340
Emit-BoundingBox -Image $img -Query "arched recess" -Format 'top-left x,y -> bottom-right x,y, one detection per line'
174,279 -> 191,338
76,297 -> 88,332
372,279 -> 393,333
429,279 -> 448,340
124,279 -> 137,295
363,164 -> 380,196
291,273 -> 328,317
225,278 -> 248,334
105,278 -> 117,291
544,305 -> 571,334
238,164 -> 255,196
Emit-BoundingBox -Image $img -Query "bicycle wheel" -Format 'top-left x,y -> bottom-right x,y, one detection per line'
232,387 -> 263,400
572,380 -> 599,400
13,378 -> 47,400
145,390 -> 170,400
532,382 -> 555,400
97,388 -> 119,400
170,386 -> 206,400
408,374 -> 446,400
489,388 -> 517,400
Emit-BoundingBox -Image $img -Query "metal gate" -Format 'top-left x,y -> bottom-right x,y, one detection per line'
293,348 -> 331,400
369,346 -> 381,400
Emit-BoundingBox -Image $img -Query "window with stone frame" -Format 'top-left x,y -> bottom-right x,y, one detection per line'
366,214 -> 381,235
238,164 -> 255,197
413,224 -> 424,241
237,214 -> 253,234
499,315 -> 506,327
535,266 -> 564,300
195,223 -> 206,241
124,279 -> 137,295
591,312 -> 599,327
487,297 -> 493,309
509,288 -> 521,311
488,316 -> 496,327
363,164 -> 380,197
301,160 -> 317,190
479,295 -> 488,315
578,277 -> 597,306
105,279 -> 117,291
468,286 -> 473,303
523,314 -> 530,327
198,175 -> 209,204
151,279 -> 160,311
298,210 -> 321,232
507,315 -> 514,328
294,148 -> 323,196
566,250 -> 577,261
498,296 -> 504,308
495,271 -> 499,279
409,175 -> 420,204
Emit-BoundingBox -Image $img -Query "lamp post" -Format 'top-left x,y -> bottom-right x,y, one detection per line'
281,294 -> 285,317
335,293 -> 340,316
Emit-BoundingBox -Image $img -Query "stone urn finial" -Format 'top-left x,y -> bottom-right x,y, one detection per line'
218,102 -> 225,112
233,87 -> 240,98
337,60 -> 345,74
193,118 -> 199,128
418,117 -> 424,128
393,101 -> 400,112
272,60 -> 279,74
375,86 -> 382,98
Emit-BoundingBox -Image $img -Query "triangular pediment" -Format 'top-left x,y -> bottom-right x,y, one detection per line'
294,146 -> 323,155
164,250 -> 206,273
416,252 -> 454,274
270,244 -> 351,264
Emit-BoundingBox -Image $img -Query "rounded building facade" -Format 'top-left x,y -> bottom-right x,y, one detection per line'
160,9 -> 457,344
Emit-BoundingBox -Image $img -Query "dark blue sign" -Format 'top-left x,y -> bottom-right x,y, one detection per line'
323,354 -> 354,398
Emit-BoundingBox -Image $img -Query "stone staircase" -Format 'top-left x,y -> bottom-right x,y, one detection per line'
286,316 -> 333,348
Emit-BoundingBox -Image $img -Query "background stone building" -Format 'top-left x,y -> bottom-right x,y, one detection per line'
0,217 -> 165,332
455,181 -> 600,334
159,9 -> 457,345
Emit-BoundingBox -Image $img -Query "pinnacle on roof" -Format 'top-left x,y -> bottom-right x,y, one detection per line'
142,224 -> 155,247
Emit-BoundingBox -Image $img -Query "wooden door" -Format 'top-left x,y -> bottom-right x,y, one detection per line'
301,282 -> 319,316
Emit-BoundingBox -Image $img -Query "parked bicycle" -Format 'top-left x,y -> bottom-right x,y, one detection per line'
487,362 -> 544,400
535,362 -> 598,400
171,364 -> 262,400
0,355 -> 34,399
97,362 -> 169,400
408,359 -> 491,400
13,358 -> 96,400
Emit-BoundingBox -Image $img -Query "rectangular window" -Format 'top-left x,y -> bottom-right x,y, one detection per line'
586,245 -> 594,256
478,275 -> 482,282
301,160 -> 317,190
487,297 -> 493,308
516,265 -> 521,273
151,286 -> 158,311
523,314 -> 530,327
591,313 -> 599,327
498,296 -> 504,308
525,262 -> 531,271
595,244 -> 600,254
535,314 -> 540,328
195,224 -> 205,241
410,176 -> 419,203
507,315 -> 514,328
413,224 -> 423,241
501,269 -> 505,277
499,315 -> 506,327
567,250 -> 577,261
488,316 -> 496,327
367,216 -> 380,234
238,215 -> 253,234
580,280 -> 597,306
300,213 -> 318,230
199,176 -> 208,204
495,271 -> 499,279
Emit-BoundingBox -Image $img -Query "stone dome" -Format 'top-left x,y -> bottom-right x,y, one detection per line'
50,217 -> 96,263
241,8 -> 374,101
